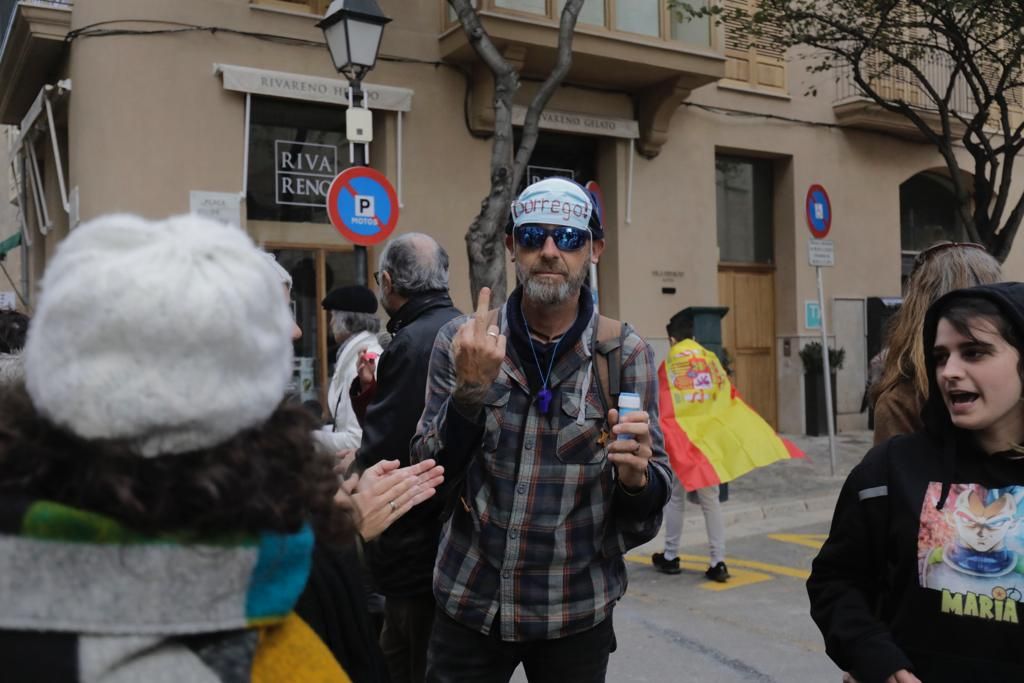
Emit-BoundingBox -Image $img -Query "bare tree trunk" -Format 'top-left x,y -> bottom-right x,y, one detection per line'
450,0 -> 585,307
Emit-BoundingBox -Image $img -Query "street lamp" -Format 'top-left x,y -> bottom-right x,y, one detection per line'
318,0 -> 391,166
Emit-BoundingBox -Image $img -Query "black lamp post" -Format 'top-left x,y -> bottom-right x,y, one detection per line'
318,0 -> 391,167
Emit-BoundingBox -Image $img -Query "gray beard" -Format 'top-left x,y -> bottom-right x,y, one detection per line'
517,259 -> 589,305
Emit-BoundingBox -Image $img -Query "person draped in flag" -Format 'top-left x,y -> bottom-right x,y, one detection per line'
652,312 -> 730,581
652,308 -> 804,582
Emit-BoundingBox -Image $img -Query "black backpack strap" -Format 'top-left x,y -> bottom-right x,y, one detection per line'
592,315 -> 624,416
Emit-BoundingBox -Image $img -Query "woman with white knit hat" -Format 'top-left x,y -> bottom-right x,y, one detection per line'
0,213 -> 395,681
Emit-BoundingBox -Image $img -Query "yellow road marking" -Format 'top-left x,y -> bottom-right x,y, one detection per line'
625,552 -> 810,587
767,533 -> 827,551
625,554 -> 775,591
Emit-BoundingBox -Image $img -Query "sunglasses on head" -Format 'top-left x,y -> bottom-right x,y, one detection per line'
911,241 -> 988,273
514,224 -> 591,252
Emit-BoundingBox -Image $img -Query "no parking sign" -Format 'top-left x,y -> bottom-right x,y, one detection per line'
805,184 -> 831,238
326,166 -> 399,246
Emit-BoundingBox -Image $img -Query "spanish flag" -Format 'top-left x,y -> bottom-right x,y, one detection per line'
658,339 -> 803,491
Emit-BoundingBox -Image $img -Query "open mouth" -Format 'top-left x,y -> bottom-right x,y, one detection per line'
948,390 -> 979,406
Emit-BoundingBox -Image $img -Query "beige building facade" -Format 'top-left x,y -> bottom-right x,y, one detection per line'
3,0 -> 1023,432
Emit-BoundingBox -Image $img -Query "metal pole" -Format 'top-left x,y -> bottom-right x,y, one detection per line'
817,265 -> 837,475
349,77 -> 367,278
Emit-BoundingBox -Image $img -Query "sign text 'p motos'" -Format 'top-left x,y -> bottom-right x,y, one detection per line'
326,166 -> 399,247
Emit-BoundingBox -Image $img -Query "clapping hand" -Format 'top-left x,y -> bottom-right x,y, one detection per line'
336,459 -> 445,541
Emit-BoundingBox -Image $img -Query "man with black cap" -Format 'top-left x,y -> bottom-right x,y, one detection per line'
411,177 -> 672,682
317,285 -> 383,453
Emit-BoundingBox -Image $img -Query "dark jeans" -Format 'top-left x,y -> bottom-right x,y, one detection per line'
425,607 -> 615,683
379,594 -> 437,683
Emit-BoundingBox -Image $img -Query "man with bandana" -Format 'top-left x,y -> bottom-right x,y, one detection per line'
411,177 -> 672,682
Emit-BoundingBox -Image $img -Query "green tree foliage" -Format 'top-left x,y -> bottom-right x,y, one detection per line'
671,0 -> 1024,261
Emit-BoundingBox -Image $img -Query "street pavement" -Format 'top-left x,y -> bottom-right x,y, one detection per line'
653,428 -> 875,546
511,429 -> 875,682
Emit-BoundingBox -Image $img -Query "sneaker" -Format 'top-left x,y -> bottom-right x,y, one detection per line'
651,552 -> 681,575
705,561 -> 730,583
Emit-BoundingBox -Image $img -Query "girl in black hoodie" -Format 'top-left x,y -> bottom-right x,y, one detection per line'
808,282 -> 1024,682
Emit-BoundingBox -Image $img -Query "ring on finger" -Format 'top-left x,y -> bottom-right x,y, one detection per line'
389,500 -> 397,512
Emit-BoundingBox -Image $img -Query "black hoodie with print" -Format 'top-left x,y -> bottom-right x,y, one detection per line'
807,282 -> 1024,682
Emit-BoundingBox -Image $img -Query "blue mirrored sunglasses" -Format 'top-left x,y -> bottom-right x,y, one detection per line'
514,224 -> 591,252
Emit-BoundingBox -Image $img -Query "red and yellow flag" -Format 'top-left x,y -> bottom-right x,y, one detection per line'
658,339 -> 803,491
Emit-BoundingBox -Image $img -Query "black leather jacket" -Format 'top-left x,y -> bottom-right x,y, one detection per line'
356,291 -> 461,597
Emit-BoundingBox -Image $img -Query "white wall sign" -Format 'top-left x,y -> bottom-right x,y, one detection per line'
0,292 -> 15,310
214,63 -> 413,112
190,191 -> 242,227
511,105 -> 640,140
808,239 -> 835,267
274,140 -> 337,207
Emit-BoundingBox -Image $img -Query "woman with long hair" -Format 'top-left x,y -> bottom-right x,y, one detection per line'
809,282 -> 1024,681
872,241 -> 1001,444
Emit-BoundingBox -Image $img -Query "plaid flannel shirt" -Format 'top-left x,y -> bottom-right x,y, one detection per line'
410,303 -> 671,642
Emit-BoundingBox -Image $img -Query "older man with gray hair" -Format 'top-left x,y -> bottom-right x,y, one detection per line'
355,232 -> 461,683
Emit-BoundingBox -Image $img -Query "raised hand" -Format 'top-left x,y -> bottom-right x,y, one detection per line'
356,347 -> 377,391
452,286 -> 506,407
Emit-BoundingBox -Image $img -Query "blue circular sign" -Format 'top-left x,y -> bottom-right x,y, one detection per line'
805,184 -> 831,238
326,167 -> 399,246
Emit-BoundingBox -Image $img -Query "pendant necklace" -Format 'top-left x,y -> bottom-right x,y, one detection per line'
521,304 -> 561,415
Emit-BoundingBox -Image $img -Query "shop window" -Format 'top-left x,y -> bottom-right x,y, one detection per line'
270,246 -> 367,411
515,130 -> 598,192
247,97 -> 347,224
716,155 -> 774,264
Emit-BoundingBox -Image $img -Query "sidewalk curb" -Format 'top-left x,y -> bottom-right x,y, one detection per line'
681,491 -> 840,532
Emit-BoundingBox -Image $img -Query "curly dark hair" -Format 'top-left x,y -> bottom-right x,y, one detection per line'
0,387 -> 356,543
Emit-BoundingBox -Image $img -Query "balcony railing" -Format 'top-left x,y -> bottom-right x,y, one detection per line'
833,55 -> 978,117
1,0 -> 71,59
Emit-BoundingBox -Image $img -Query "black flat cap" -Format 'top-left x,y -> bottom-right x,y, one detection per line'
321,285 -> 378,314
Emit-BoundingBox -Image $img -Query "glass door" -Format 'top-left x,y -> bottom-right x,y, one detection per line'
269,245 -> 367,413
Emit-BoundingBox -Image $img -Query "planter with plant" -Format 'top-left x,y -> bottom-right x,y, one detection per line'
800,342 -> 845,436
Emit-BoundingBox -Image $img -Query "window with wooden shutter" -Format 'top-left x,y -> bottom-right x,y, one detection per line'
722,0 -> 786,91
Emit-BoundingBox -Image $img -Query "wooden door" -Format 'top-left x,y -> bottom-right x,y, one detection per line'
718,266 -> 777,428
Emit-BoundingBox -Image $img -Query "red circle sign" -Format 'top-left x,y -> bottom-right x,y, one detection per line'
805,184 -> 832,238
326,166 -> 400,247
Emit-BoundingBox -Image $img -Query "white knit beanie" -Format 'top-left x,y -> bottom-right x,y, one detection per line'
23,213 -> 295,457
